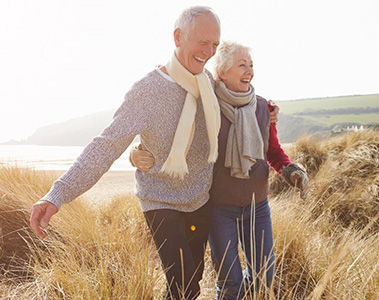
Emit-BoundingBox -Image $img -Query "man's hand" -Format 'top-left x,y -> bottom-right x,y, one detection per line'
30,200 -> 58,239
130,144 -> 155,172
268,100 -> 279,123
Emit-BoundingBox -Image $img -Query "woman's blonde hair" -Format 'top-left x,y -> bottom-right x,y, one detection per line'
214,41 -> 251,81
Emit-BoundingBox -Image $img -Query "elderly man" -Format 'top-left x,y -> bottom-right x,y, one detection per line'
30,6 -> 221,300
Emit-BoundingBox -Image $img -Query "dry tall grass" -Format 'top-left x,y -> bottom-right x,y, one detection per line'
1,130 -> 378,299
0,168 -> 162,299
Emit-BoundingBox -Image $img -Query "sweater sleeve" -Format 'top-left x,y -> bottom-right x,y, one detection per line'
266,104 -> 291,173
41,84 -> 151,210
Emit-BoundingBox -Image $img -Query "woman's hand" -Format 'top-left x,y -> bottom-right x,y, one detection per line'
268,100 -> 279,123
282,163 -> 309,199
289,169 -> 309,199
130,144 -> 155,171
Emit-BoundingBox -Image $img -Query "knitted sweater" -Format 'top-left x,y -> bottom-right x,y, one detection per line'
41,69 -> 214,212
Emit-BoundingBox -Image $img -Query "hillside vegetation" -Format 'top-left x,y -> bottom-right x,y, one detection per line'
275,94 -> 379,142
278,94 -> 379,115
0,130 -> 378,299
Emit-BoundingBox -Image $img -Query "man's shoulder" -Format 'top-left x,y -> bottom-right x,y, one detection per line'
130,69 -> 161,90
116,70 -> 163,115
125,69 -> 168,98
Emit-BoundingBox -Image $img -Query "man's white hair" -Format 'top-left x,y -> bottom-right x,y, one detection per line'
174,6 -> 220,37
214,41 -> 251,81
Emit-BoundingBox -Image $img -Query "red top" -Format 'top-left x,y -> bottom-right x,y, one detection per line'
267,103 -> 291,173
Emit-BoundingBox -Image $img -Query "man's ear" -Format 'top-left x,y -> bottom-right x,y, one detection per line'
174,28 -> 182,47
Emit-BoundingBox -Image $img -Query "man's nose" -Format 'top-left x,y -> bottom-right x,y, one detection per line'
203,45 -> 213,57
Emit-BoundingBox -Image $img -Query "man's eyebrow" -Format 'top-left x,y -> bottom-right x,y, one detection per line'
200,39 -> 219,44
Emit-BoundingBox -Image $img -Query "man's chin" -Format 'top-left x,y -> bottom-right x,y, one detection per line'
190,66 -> 205,75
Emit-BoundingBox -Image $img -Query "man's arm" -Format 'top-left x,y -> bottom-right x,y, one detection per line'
40,104 -> 141,209
30,86 -> 151,238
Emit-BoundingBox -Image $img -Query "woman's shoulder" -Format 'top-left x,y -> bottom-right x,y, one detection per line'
256,95 -> 270,112
256,95 -> 268,103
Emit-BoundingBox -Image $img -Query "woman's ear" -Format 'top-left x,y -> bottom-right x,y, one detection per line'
219,70 -> 227,82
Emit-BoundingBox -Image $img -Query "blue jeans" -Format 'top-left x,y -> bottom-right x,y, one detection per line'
209,199 -> 275,300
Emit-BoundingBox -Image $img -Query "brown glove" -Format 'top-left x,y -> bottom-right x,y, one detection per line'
129,144 -> 155,172
281,163 -> 309,199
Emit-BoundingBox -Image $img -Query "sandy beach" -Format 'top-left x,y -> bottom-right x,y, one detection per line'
44,170 -> 136,206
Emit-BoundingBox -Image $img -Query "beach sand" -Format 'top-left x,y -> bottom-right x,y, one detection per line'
44,170 -> 136,206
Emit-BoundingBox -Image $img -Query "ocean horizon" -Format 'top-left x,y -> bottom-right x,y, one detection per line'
0,144 -> 136,171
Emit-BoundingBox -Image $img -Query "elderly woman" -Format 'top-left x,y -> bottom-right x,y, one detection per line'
131,41 -> 308,299
206,41 -> 309,299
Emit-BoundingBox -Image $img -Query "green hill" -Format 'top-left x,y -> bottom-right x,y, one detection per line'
278,94 -> 379,125
276,94 -> 379,142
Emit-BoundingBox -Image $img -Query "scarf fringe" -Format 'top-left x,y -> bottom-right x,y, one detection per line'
160,154 -> 188,180
207,144 -> 218,163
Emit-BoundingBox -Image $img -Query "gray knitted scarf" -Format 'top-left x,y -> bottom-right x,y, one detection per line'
215,81 -> 264,179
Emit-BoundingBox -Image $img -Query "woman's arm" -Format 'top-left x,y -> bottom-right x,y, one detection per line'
266,103 -> 309,198
266,108 -> 291,173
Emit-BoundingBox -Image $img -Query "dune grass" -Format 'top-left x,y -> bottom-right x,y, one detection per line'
1,130 -> 378,299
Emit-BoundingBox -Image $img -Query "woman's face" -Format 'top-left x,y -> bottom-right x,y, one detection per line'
220,50 -> 254,92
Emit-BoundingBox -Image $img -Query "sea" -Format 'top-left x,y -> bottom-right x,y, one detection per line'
0,144 -> 137,171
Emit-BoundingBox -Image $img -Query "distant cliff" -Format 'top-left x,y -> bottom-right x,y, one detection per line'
24,110 -> 115,146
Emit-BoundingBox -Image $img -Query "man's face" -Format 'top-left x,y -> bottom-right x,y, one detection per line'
175,13 -> 220,75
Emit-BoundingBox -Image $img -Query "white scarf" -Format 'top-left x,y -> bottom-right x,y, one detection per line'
160,54 -> 221,179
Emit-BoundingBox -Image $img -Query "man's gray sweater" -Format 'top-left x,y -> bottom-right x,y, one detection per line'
42,69 -> 214,212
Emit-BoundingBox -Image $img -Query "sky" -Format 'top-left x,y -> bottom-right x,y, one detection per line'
1,0 -> 378,143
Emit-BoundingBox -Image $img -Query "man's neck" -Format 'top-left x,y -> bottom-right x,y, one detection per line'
159,65 -> 169,75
